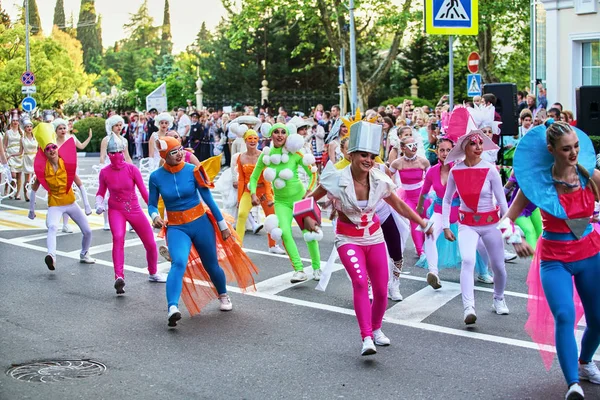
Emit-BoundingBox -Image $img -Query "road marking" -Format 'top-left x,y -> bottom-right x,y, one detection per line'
1,233 -> 598,361
385,282 -> 462,322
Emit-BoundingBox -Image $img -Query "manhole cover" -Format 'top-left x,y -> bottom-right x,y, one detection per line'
6,360 -> 106,383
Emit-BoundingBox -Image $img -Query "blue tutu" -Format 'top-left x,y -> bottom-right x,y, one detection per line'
417,193 -> 490,275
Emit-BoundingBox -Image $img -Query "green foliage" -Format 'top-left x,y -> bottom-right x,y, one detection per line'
92,68 -> 122,94
380,96 -> 434,110
53,0 -> 66,31
28,0 -> 42,35
72,117 -> 105,152
77,0 -> 102,74
63,89 -> 132,116
589,136 -> 600,155
160,0 -> 172,56
0,24 -> 91,109
0,2 -> 9,28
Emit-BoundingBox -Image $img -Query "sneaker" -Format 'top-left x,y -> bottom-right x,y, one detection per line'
579,361 -> 600,384
373,329 -> 391,346
290,270 -> 308,283
103,223 -> 111,231
464,306 -> 477,325
62,225 -> 73,233
313,269 -> 322,281
114,278 -> 125,294
159,245 -> 172,262
79,251 -> 96,264
504,250 -> 517,262
565,383 -> 585,400
361,337 -> 377,356
493,298 -> 510,315
148,273 -> 167,283
253,224 -> 264,235
387,277 -> 403,301
219,294 -> 233,311
44,254 -> 56,271
426,272 -> 442,290
167,305 -> 181,327
477,273 -> 494,284
268,245 -> 286,255
416,253 -> 426,267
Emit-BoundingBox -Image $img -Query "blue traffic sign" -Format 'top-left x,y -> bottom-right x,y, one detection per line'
21,71 -> 35,86
467,74 -> 482,97
425,0 -> 478,35
21,97 -> 37,112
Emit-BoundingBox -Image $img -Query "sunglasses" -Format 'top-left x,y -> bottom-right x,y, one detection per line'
403,143 -> 418,151
45,144 -> 58,151
168,147 -> 184,156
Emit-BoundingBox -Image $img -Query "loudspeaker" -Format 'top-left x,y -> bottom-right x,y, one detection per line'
576,86 -> 600,136
483,83 -> 518,136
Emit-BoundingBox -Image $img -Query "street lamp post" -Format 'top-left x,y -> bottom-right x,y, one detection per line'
24,0 -> 30,72
349,0 -> 357,114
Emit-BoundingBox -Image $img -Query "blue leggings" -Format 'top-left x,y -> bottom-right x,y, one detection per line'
166,215 -> 227,308
541,253 -> 600,385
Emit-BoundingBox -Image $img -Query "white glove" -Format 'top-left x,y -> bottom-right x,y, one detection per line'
77,184 -> 92,215
28,189 -> 36,219
95,195 -> 105,215
497,218 -> 523,244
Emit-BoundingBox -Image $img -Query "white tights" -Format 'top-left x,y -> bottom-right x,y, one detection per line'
47,203 -> 92,257
458,223 -> 506,308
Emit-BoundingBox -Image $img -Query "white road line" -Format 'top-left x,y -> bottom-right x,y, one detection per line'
385,282 -> 462,323
1,234 -> 598,360
255,263 -> 345,295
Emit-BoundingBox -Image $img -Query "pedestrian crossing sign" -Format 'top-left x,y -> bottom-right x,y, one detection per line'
467,74 -> 482,97
425,0 -> 478,35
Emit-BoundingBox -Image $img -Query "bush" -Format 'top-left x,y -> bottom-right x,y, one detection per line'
590,135 -> 600,155
72,117 -> 106,153
380,96 -> 435,110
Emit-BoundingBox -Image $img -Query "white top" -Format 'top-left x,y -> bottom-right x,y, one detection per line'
177,114 -> 191,138
441,159 -> 508,229
320,162 -> 396,246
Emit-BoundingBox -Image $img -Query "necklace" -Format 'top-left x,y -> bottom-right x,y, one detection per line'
353,178 -> 369,187
552,165 -> 580,189
403,154 -> 417,161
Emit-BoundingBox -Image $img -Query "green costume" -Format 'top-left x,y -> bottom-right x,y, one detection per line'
249,124 -> 321,272
515,208 -> 543,249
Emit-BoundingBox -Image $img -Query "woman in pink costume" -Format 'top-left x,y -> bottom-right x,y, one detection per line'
95,132 -> 166,294
303,121 -> 432,356
389,135 -> 430,263
442,108 -> 509,325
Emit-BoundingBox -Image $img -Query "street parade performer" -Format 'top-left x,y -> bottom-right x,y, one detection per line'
148,136 -> 258,327
506,121 -> 600,400
441,107 -> 509,325
302,121 -> 432,356
249,122 -> 322,283
95,130 -> 166,295
27,123 -> 95,270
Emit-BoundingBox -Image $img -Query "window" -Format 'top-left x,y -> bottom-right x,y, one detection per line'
583,40 -> 600,85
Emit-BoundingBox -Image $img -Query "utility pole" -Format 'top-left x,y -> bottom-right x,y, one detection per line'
349,0 -> 357,114
25,0 -> 31,72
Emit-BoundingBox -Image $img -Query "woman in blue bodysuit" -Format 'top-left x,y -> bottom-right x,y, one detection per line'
149,136 -> 257,327
505,122 -> 600,400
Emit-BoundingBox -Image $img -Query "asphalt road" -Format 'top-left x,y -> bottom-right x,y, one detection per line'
1,157 -> 599,400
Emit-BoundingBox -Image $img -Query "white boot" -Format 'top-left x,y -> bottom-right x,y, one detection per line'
388,259 -> 403,301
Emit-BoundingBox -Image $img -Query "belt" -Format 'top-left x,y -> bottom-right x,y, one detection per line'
458,207 -> 499,226
542,225 -> 593,241
402,182 -> 423,191
167,203 -> 205,226
336,215 -> 381,237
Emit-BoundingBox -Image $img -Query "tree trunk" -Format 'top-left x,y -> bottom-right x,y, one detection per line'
477,22 -> 498,83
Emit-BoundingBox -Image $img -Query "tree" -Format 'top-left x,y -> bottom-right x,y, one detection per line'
0,1 -> 10,28
222,0 -> 418,109
160,0 -> 172,56
28,0 -> 42,35
0,24 -> 92,109
77,0 -> 103,74
53,0 -> 66,31
122,0 -> 160,52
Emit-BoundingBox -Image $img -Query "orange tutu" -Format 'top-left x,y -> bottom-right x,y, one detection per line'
158,206 -> 258,316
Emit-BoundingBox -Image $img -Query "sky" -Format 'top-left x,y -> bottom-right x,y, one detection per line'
7,0 -> 228,53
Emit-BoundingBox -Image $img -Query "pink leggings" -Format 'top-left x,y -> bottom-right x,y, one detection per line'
108,207 -> 158,279
337,242 -> 389,339
401,188 -> 425,255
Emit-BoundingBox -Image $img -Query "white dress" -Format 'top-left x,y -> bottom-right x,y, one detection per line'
21,135 -> 37,174
5,129 -> 23,172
